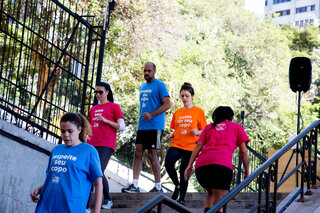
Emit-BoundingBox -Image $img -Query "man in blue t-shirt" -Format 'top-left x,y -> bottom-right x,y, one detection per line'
122,62 -> 171,193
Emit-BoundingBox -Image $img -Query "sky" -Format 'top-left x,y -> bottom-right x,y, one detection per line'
244,0 -> 265,18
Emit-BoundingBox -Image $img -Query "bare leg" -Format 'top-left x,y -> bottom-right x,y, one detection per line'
212,189 -> 228,206
204,188 -> 214,209
204,188 -> 228,211
132,144 -> 145,179
147,149 -> 161,182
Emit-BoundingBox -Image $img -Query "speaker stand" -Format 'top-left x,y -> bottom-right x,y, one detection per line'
295,90 -> 302,187
297,90 -> 301,135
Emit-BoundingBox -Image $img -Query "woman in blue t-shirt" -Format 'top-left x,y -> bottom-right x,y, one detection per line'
30,112 -> 103,213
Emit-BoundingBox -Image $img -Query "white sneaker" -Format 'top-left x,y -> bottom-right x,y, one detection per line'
101,199 -> 113,209
86,208 -> 91,213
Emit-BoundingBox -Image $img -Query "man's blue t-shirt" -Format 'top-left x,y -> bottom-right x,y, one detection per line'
138,79 -> 169,130
35,143 -> 102,213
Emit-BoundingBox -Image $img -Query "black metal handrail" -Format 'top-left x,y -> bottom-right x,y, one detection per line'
246,144 -> 267,162
208,120 -> 320,213
136,194 -> 194,213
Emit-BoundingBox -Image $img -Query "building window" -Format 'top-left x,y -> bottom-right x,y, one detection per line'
311,5 -> 315,11
296,6 -> 307,14
299,20 -> 304,28
275,9 -> 290,16
273,0 -> 290,4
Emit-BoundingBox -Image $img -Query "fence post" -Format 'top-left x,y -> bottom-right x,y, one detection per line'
298,136 -> 306,202
306,134 -> 312,195
311,127 -> 318,189
81,28 -> 93,115
95,1 -> 114,105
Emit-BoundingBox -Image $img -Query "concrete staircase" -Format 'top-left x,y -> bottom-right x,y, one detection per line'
88,192 -> 289,213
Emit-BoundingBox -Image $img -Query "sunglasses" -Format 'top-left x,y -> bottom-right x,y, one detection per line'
94,90 -> 104,95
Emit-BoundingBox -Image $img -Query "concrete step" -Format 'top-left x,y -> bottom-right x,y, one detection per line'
99,207 -> 252,213
88,192 -> 289,213
277,187 -> 320,213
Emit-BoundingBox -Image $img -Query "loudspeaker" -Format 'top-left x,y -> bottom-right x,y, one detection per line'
289,57 -> 312,93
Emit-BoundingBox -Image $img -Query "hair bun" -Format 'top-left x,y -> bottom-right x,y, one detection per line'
183,82 -> 192,87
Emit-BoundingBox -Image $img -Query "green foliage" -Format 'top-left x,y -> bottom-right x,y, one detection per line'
79,0 -> 320,191
281,24 -> 320,54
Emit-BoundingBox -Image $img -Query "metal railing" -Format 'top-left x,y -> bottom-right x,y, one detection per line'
208,120 -> 320,213
136,194 -> 194,213
137,120 -> 319,212
232,141 -> 267,192
0,0 -> 114,143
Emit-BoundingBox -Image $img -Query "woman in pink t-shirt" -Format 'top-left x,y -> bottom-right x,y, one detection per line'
184,106 -> 249,213
86,82 -> 125,211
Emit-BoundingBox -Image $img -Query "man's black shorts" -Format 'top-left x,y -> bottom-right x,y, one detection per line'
135,130 -> 163,149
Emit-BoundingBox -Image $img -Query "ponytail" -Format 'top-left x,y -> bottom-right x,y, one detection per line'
60,112 -> 92,142
211,106 -> 234,129
96,82 -> 114,103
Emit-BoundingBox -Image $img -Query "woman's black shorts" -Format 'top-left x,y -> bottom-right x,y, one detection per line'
195,164 -> 233,190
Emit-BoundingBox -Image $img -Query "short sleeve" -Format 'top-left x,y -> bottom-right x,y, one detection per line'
236,124 -> 250,146
46,152 -> 53,175
113,103 -> 124,121
197,124 -> 209,145
198,109 -> 207,130
88,148 -> 103,181
88,107 -> 93,123
170,112 -> 176,130
158,81 -> 170,99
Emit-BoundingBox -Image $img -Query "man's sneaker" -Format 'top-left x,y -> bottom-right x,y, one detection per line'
85,208 -> 91,213
149,187 -> 163,192
101,199 -> 113,209
171,186 -> 180,200
121,184 -> 140,193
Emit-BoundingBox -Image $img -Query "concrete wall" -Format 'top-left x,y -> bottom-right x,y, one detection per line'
0,119 -> 55,213
0,118 -> 175,212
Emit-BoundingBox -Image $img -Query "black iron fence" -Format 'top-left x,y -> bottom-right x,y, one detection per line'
232,141 -> 267,192
0,0 -> 113,143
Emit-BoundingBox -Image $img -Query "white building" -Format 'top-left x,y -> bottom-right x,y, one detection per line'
265,0 -> 320,28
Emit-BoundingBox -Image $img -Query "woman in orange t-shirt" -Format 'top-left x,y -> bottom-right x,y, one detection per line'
165,82 -> 207,204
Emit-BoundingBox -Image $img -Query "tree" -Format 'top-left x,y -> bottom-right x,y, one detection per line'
81,0 -> 319,188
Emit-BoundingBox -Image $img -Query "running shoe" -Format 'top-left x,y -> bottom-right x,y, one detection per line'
149,187 -> 163,192
121,184 -> 140,193
101,199 -> 113,209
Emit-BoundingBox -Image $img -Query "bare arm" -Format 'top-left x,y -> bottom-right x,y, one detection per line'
97,115 -> 121,129
190,129 -> 203,136
239,142 -> 249,179
184,142 -> 204,180
166,132 -> 174,140
30,185 -> 43,203
142,96 -> 171,121
93,177 -> 103,213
